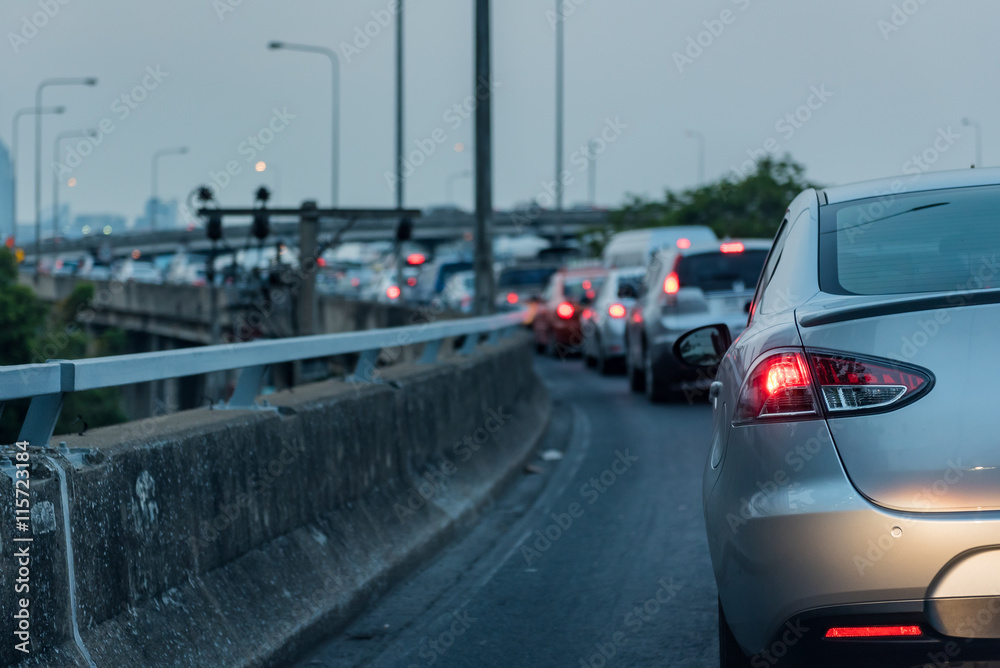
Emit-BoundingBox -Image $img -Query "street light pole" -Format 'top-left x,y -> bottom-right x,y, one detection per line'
269,41 -> 340,207
396,1 -> 405,210
474,0 -> 495,315
151,146 -> 189,229
10,105 -> 64,246
963,117 -> 983,167
53,130 -> 97,239
34,76 -> 97,271
554,0 -> 565,246
587,139 -> 599,207
685,129 -> 706,185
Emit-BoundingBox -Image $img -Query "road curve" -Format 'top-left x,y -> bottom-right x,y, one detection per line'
293,355 -> 719,667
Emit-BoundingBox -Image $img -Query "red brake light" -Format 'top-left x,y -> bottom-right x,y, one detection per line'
663,272 -> 680,295
406,276 -> 417,287
507,292 -> 519,305
556,302 -> 575,319
825,626 -> 922,638
720,242 -> 745,254
809,352 -> 931,413
608,303 -> 627,319
735,351 -> 817,423
407,253 -> 426,265
676,238 -> 691,249
386,285 -> 401,299
350,277 -> 361,287
582,280 -> 592,290
317,257 -> 327,267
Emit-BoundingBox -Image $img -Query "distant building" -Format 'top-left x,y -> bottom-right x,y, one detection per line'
0,140 -> 12,243
134,197 -> 179,230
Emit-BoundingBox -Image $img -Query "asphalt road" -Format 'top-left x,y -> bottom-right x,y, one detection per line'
293,355 -> 719,667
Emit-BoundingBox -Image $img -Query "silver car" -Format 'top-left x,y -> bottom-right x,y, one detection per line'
625,240 -> 770,402
581,267 -> 643,374
673,168 -> 1000,667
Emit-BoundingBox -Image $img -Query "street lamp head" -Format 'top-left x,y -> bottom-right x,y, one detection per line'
54,106 -> 67,114
84,78 -> 98,86
268,41 -> 284,50
963,117 -> 971,126
178,147 -> 189,155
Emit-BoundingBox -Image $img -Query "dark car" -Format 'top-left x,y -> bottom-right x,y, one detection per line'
532,266 -> 607,356
495,263 -> 559,323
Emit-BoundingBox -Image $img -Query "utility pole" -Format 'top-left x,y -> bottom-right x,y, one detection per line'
554,0 -> 565,246
394,2 -> 406,298
474,0 -> 496,315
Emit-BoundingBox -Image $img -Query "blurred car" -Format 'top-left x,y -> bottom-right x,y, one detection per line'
602,225 -> 717,268
580,266 -> 643,374
625,239 -> 769,401
532,266 -> 607,356
671,168 -> 1000,667
115,259 -> 163,284
414,257 -> 473,305
495,263 -> 559,322
441,270 -> 476,313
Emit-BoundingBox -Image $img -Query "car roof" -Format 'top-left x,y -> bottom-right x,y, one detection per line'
820,166 -> 1000,205
557,265 -> 608,277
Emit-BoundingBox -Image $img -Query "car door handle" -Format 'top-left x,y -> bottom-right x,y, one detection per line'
709,381 -> 723,401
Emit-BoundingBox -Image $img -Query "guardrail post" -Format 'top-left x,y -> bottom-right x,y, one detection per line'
226,365 -> 268,409
17,361 -> 73,447
348,349 -> 380,383
486,329 -> 501,346
459,333 -> 480,356
418,339 -> 442,364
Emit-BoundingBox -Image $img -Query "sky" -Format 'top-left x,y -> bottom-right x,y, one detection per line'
1,0 -> 997,227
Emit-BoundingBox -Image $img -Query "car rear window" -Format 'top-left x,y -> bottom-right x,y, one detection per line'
820,185 -> 1000,295
563,275 -> 606,301
498,267 -> 556,288
435,262 -> 473,292
676,251 -> 768,293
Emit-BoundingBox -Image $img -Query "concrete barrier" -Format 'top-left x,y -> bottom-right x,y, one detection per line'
0,334 -> 547,667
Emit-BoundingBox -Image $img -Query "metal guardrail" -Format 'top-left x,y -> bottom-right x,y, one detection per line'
1,310 -> 527,448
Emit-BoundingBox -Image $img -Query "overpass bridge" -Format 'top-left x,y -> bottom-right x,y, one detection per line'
29,209 -> 610,261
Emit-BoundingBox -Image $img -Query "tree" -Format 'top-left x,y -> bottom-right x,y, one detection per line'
604,155 -> 820,248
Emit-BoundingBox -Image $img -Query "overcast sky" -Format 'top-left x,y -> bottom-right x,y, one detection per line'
2,0 -> 997,225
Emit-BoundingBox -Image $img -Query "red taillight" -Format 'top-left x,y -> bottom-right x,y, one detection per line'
825,626 -> 922,638
809,352 -> 931,413
386,285 -> 401,299
317,257 -> 326,267
720,242 -> 745,254
582,280 -> 592,290
736,351 -> 817,423
507,292 -> 519,305
676,238 -> 691,249
556,302 -> 575,319
735,349 -> 933,424
608,303 -> 627,319
407,253 -> 426,265
406,276 -> 417,287
350,277 -> 361,287
663,272 -> 680,295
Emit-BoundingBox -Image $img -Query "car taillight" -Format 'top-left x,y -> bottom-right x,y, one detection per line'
507,292 -> 519,305
825,626 -> 922,638
720,241 -> 745,253
808,351 -> 931,413
663,272 -> 679,295
735,351 -> 817,423
386,286 -> 401,299
556,302 -> 575,319
735,349 -> 934,424
406,276 -> 417,287
608,303 -> 627,319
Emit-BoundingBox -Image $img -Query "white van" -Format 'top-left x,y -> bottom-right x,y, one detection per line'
602,226 -> 717,268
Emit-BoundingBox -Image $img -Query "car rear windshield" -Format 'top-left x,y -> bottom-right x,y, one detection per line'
820,185 -> 1000,295
498,267 -> 556,288
563,275 -> 606,301
677,251 -> 768,293
435,262 -> 473,292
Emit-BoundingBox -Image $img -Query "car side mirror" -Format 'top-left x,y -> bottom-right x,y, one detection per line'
617,283 -> 637,299
673,324 -> 732,368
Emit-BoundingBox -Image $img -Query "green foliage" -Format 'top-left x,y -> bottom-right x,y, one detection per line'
0,269 -> 127,442
606,156 -> 820,248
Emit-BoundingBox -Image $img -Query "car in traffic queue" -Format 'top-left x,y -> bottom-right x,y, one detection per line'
496,262 -> 559,325
625,239 -> 770,402
580,266 -> 644,374
532,266 -> 608,356
670,167 -> 1000,667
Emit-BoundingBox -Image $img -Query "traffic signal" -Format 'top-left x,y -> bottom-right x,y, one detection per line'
206,212 -> 223,241
396,217 -> 413,242
252,210 -> 270,241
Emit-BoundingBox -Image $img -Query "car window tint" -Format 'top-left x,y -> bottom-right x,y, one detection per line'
676,251 -> 769,293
